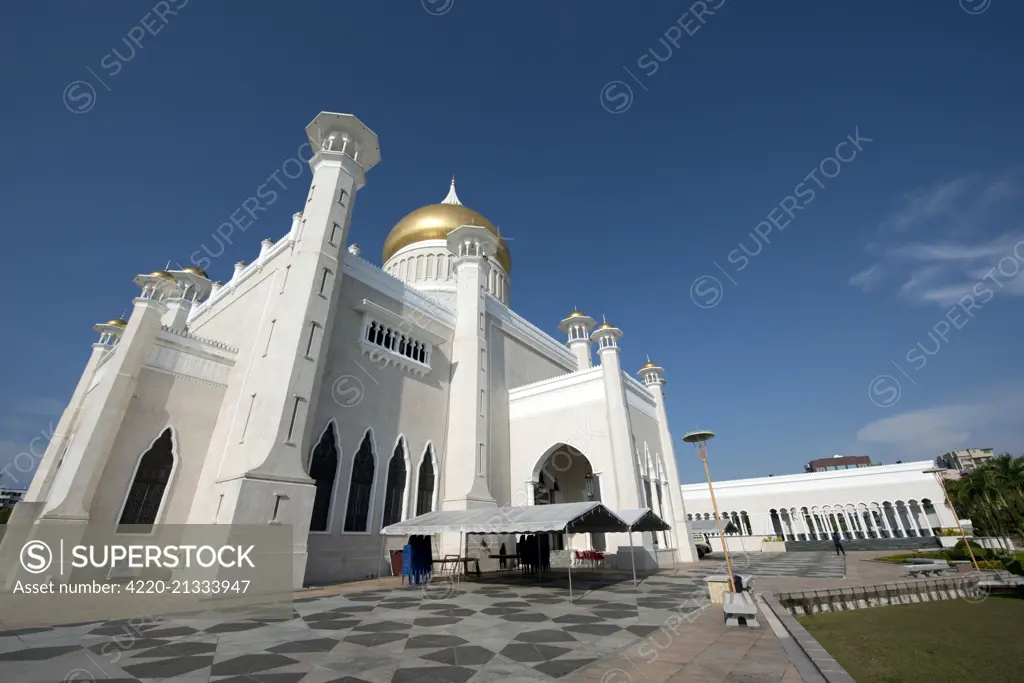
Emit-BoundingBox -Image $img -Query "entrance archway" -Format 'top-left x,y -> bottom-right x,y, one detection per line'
532,443 -> 604,551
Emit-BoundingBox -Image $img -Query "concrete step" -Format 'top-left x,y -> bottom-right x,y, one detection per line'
785,537 -> 942,552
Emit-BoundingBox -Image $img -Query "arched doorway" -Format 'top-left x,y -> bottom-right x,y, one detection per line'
532,443 -> 603,551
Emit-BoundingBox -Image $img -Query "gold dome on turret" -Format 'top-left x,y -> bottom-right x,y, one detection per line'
595,322 -> 615,331
148,270 -> 175,282
640,361 -> 658,370
105,318 -> 128,328
382,178 -> 511,273
566,309 -> 587,318
182,265 -> 208,279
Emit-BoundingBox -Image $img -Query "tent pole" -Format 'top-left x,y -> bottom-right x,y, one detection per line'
536,534 -> 541,578
629,529 -> 637,587
377,534 -> 388,586
567,546 -> 574,602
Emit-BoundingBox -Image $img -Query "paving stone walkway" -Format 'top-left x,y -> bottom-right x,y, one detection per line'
0,552 -> 858,683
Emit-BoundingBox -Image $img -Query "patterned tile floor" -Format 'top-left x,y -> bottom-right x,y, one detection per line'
0,553 -> 844,683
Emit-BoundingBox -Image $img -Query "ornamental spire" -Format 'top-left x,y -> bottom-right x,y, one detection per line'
441,175 -> 463,206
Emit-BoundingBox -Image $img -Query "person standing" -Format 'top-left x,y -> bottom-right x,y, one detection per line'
831,530 -> 846,556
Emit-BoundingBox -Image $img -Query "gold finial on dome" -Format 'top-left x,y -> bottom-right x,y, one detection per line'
382,179 -> 512,273
149,270 -> 175,282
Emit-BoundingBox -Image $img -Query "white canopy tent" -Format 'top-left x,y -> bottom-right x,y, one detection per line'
378,503 -> 670,598
612,508 -> 672,586
379,501 -> 627,536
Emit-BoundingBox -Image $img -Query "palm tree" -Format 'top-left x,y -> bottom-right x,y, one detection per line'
988,454 -> 1024,531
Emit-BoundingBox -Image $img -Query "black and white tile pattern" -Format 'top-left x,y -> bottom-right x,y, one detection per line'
0,552 -> 842,682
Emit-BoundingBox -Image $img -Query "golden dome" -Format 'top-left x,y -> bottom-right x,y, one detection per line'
382,184 -> 512,273
148,270 -> 175,282
640,361 -> 658,370
595,322 -> 616,331
566,309 -> 587,318
105,318 -> 127,328
181,265 -> 208,279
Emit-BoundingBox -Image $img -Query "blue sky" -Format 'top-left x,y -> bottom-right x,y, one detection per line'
1,1 -> 1022,487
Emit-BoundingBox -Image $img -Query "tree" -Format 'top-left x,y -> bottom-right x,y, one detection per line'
945,454 -> 1023,552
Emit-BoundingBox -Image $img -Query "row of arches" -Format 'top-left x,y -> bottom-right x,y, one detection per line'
306,424 -> 437,534
770,501 -> 940,540
687,510 -> 754,536
97,423 -> 438,535
688,500 -> 942,540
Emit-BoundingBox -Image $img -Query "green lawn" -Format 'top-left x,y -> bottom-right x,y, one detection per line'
798,593 -> 1024,683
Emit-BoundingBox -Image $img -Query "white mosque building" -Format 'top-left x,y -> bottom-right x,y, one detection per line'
1,112 -> 699,588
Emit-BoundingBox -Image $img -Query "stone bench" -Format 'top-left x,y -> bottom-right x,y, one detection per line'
723,591 -> 759,628
705,574 -> 755,604
903,562 -> 949,577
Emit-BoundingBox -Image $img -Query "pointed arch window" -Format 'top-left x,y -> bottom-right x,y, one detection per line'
308,424 -> 339,532
118,429 -> 174,531
344,432 -> 375,532
382,439 -> 408,527
416,446 -> 436,516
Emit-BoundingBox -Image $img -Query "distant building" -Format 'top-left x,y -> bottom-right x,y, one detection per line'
937,448 -> 994,473
0,489 -> 25,510
681,461 -> 955,540
805,454 -> 872,473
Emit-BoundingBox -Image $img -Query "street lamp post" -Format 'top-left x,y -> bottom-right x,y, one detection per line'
923,467 -> 978,571
684,430 -> 736,594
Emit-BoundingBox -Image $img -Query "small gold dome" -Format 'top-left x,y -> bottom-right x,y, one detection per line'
235,261 -> 247,267
382,203 -> 512,273
595,322 -> 615,331
640,361 -> 659,370
148,270 -> 175,282
566,309 -> 587,318
181,265 -> 208,279
105,318 -> 128,328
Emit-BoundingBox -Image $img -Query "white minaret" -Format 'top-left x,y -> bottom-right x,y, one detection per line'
591,321 -> 642,509
441,224 -> 500,512
558,309 -> 596,370
191,112 -> 380,588
37,272 -> 176,525
638,361 -> 698,563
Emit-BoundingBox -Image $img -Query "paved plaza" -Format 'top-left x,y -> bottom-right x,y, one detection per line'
0,553 -> 854,683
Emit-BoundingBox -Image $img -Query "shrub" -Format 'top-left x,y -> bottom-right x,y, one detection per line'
937,528 -> 962,537
1001,556 -> 1024,576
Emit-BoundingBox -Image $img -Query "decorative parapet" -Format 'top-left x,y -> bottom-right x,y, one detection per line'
508,366 -> 601,395
160,325 -> 238,353
188,229 -> 295,323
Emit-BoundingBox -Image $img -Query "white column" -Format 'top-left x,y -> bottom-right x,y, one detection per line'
639,364 -> 696,563
915,503 -> 932,535
441,226 -> 498,511
861,507 -> 877,538
878,504 -> 894,537
22,343 -> 108,504
41,296 -> 168,522
813,513 -> 826,539
844,509 -> 858,539
891,503 -> 908,537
